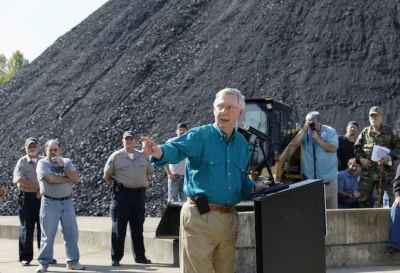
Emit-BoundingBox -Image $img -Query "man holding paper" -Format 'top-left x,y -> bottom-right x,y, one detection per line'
354,106 -> 400,208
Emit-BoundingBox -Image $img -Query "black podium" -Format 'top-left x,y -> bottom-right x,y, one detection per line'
252,179 -> 326,273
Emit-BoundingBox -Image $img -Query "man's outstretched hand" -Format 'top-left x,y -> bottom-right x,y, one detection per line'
141,137 -> 163,159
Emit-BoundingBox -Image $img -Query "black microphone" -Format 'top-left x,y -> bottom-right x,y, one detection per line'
238,122 -> 274,144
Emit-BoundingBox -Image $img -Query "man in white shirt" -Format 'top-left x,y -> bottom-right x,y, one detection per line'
165,123 -> 188,202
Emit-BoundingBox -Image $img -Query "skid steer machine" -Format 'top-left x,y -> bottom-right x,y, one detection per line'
238,98 -> 303,183
155,98 -> 303,239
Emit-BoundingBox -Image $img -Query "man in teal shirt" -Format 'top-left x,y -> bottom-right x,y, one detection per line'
143,88 -> 269,273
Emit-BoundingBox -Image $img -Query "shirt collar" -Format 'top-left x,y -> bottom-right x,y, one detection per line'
26,154 -> 39,163
367,124 -> 391,136
346,169 -> 360,178
212,123 -> 236,141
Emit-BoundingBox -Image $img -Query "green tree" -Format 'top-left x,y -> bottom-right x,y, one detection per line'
0,54 -> 7,85
0,50 -> 29,85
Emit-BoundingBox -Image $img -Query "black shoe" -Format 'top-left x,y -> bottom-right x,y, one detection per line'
135,257 -> 151,264
49,259 -> 57,264
385,247 -> 400,255
111,260 -> 120,266
21,260 -> 30,266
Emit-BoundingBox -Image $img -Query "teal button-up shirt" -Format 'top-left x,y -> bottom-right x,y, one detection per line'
150,123 -> 256,206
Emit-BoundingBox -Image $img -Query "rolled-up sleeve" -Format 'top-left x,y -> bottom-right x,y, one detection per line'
13,159 -> 25,183
150,129 -> 202,168
104,154 -> 114,176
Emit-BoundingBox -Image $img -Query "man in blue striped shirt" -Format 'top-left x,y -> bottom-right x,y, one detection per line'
143,88 -> 269,273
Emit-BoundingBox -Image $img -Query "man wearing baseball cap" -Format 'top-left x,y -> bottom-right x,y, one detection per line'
104,131 -> 154,266
337,121 -> 359,171
354,106 -> 400,208
164,123 -> 188,202
13,138 -> 56,266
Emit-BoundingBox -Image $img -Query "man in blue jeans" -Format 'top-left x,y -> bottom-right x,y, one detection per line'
386,164 -> 400,254
36,139 -> 85,272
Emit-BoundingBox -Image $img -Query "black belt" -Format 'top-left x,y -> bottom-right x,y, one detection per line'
43,195 -> 70,201
120,187 -> 146,193
20,191 -> 37,196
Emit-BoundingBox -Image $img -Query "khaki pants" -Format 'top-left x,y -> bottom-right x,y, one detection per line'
325,177 -> 338,209
179,201 -> 239,273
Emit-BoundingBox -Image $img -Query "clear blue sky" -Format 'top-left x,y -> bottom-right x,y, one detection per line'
0,0 -> 109,61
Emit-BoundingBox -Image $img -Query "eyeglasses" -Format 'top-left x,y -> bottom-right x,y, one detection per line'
214,103 -> 239,113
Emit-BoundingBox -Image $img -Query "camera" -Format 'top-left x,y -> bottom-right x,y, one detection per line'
309,121 -> 316,131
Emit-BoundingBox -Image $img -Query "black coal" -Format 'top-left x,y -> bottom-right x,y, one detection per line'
1,0 -> 400,216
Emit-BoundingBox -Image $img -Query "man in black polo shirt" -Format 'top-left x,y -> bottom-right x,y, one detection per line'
337,121 -> 359,171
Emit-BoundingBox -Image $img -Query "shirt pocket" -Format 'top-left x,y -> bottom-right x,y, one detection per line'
138,158 -> 149,172
200,153 -> 223,166
362,143 -> 374,156
234,156 -> 247,177
199,153 -> 223,180
26,169 -> 37,180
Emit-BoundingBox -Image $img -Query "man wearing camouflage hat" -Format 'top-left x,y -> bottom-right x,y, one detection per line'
13,138 -> 56,266
354,106 -> 400,208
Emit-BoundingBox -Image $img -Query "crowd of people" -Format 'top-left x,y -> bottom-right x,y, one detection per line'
0,88 -> 269,273
291,105 -> 400,255
0,88 -> 400,272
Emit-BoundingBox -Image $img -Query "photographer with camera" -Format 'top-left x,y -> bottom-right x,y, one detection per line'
291,111 -> 339,209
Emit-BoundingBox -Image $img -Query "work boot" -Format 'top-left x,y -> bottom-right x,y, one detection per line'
135,256 -> 151,264
385,247 -> 400,255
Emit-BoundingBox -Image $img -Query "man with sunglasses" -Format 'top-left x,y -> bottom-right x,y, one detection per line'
13,138 -> 57,266
35,139 -> 85,272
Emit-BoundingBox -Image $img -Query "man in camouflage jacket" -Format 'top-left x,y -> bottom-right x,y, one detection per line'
354,106 -> 400,208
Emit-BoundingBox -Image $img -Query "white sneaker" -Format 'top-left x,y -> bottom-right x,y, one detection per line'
36,264 -> 48,272
66,262 -> 86,270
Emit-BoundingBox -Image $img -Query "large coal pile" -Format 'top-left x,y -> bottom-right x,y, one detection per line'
1,0 -> 400,217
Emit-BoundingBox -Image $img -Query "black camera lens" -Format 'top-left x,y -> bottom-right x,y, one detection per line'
309,121 -> 316,131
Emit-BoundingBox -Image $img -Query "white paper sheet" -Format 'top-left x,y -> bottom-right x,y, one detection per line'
371,145 -> 392,166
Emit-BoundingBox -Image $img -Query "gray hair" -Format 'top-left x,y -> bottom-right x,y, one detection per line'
44,139 -> 61,150
306,111 -> 322,122
214,88 -> 245,110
